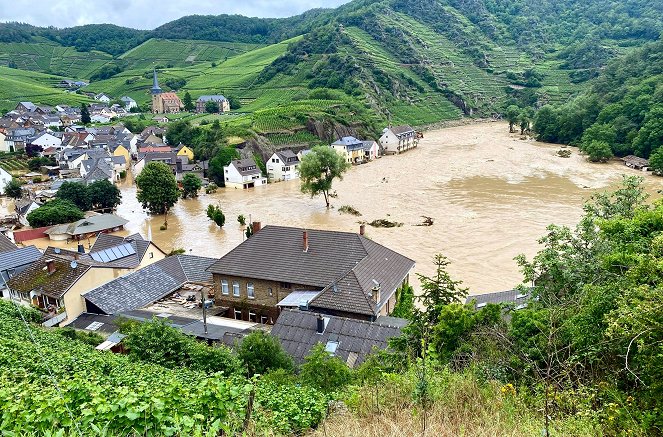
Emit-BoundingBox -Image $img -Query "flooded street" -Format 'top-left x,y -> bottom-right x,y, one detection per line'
20,121 -> 663,295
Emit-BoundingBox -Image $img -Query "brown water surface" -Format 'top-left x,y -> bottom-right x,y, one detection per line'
25,122 -> 663,295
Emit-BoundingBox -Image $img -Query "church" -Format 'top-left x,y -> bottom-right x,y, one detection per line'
151,69 -> 183,114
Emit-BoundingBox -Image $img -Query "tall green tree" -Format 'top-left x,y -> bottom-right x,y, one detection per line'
80,103 -> 91,124
648,147 -> 663,174
208,147 -> 240,186
182,91 -> 195,112
505,105 -> 521,133
205,100 -> 219,113
4,178 -> 23,199
299,145 -> 350,208
26,199 -> 84,227
56,181 -> 91,211
135,162 -> 179,215
88,179 -> 122,210
417,254 -> 468,325
299,343 -> 352,393
581,140 -> 613,162
181,173 -> 202,199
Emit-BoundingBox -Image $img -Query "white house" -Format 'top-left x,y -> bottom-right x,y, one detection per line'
0,132 -> 6,153
91,115 -> 112,124
223,158 -> 266,189
266,149 -> 300,182
0,167 -> 13,195
16,200 -> 40,226
94,93 -> 111,103
120,96 -> 137,110
362,140 -> 380,161
379,125 -> 418,155
31,132 -> 62,149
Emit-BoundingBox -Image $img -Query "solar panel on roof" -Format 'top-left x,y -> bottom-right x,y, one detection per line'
85,321 -> 103,331
90,243 -> 135,263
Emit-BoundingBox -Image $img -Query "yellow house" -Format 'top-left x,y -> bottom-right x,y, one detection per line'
6,234 -> 166,326
112,144 -> 131,165
177,145 -> 194,161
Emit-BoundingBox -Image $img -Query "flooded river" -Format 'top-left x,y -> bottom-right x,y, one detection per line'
19,122 -> 663,295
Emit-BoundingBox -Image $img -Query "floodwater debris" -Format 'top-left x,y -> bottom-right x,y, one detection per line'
416,216 -> 434,226
367,219 -> 403,228
557,149 -> 571,158
338,205 -> 362,216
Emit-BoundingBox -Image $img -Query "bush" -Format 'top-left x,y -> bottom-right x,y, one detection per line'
300,343 -> 353,393
207,204 -> 225,227
237,331 -> 294,376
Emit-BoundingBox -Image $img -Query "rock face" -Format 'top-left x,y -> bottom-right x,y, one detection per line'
306,119 -> 360,143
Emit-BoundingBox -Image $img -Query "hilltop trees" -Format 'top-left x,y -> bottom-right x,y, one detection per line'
299,145 -> 350,208
135,162 -> 179,215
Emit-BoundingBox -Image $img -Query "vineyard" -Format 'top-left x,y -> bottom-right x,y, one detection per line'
0,155 -> 29,175
0,301 -> 328,435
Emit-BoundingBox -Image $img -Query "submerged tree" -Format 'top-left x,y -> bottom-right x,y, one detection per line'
299,145 -> 350,208
181,173 -> 202,199
207,204 -> 225,227
135,162 -> 179,215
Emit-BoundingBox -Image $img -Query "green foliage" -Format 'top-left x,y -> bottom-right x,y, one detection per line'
300,343 -> 353,393
299,145 -> 350,208
181,173 -> 202,199
26,198 -> 84,227
207,204 -> 226,227
581,140 -> 613,162
648,147 -> 663,174
205,100 -> 220,113
4,178 -> 22,199
27,156 -> 52,171
505,105 -> 521,133
237,330 -> 294,376
418,254 -> 469,325
55,181 -> 91,211
391,283 -> 416,319
88,179 -> 122,210
123,317 -> 241,375
57,327 -> 104,347
182,91 -> 194,112
80,103 -> 90,124
135,162 -> 179,215
209,147 -> 240,186
227,94 -> 241,110
237,214 -> 246,226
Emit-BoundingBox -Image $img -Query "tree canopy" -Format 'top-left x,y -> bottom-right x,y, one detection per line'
4,178 -> 22,200
26,199 -> 84,227
208,147 -> 240,186
181,173 -> 202,199
56,181 -> 92,211
299,145 -> 350,208
135,162 -> 179,215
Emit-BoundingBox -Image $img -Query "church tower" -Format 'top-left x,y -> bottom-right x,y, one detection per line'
151,68 -> 163,113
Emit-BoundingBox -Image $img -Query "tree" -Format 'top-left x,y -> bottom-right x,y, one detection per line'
300,343 -> 352,393
227,94 -> 241,110
56,181 -> 92,211
581,140 -> 613,162
581,123 -> 617,152
299,145 -> 350,208
633,106 -> 663,158
207,204 -> 225,227
135,162 -> 179,215
505,105 -> 521,133
182,91 -> 195,112
27,199 -> 84,227
417,254 -> 468,325
4,178 -> 23,199
181,173 -> 202,199
648,147 -> 663,174
28,157 -> 51,171
88,179 -> 121,210
237,330 -> 294,376
208,147 -> 240,186
391,284 -> 416,319
80,103 -> 91,124
518,108 -> 534,135
205,100 -> 219,113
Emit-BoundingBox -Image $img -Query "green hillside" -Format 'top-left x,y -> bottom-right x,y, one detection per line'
0,66 -> 91,112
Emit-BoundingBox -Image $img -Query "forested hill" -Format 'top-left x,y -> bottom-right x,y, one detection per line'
533,39 -> 663,159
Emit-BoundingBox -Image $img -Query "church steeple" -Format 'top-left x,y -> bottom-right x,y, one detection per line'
151,68 -> 162,95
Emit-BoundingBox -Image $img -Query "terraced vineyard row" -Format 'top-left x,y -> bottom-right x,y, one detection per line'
263,131 -> 321,145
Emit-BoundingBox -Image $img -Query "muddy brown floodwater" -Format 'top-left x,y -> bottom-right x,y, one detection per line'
17,121 -> 663,296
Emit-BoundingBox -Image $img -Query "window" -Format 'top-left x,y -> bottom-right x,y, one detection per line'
249,311 -> 257,322
149,252 -> 153,259
247,282 -> 255,299
260,316 -> 268,324
221,280 -> 229,295
268,287 -> 273,297
280,282 -> 291,289
325,341 -> 339,355
232,281 -> 240,297
234,309 -> 242,320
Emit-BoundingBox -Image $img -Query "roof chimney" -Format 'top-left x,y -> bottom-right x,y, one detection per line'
371,280 -> 381,304
252,221 -> 261,233
316,314 -> 325,334
303,230 -> 309,252
45,259 -> 55,274
77,244 -> 85,254
360,224 -> 365,236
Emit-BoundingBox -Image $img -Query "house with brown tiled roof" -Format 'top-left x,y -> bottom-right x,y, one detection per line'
207,224 -> 415,323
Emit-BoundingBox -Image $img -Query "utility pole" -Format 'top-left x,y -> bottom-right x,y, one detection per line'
163,202 -> 168,230
201,287 -> 208,335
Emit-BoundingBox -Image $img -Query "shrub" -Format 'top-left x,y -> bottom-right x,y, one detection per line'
300,343 -> 352,393
26,199 -> 84,227
237,331 -> 294,376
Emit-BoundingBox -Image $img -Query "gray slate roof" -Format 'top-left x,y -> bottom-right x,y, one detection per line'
275,149 -> 300,164
83,255 -> 217,315
228,158 -> 260,176
389,125 -> 415,136
208,226 -> 415,316
0,234 -> 18,253
465,289 -> 532,310
197,95 -> 227,102
271,309 -> 407,367
0,246 -> 42,286
45,214 -> 128,237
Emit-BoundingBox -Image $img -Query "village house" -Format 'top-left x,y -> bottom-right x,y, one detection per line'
363,140 -> 380,161
133,151 -> 177,175
151,70 -> 183,114
15,199 -> 41,226
120,96 -> 137,111
6,233 -> 166,326
176,159 -> 206,183
272,309 -> 407,367
15,102 -> 37,113
379,125 -> 418,155
207,224 -> 415,323
223,158 -> 266,189
175,144 -> 194,161
29,131 -> 62,149
266,149 -> 300,182
0,167 -> 13,195
465,289 -> 532,311
0,131 -> 6,153
332,136 -> 369,164
0,245 -> 42,298
44,214 -> 129,241
94,93 -> 111,103
195,95 -> 230,113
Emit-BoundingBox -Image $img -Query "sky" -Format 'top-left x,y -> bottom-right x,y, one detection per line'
0,0 -> 351,29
